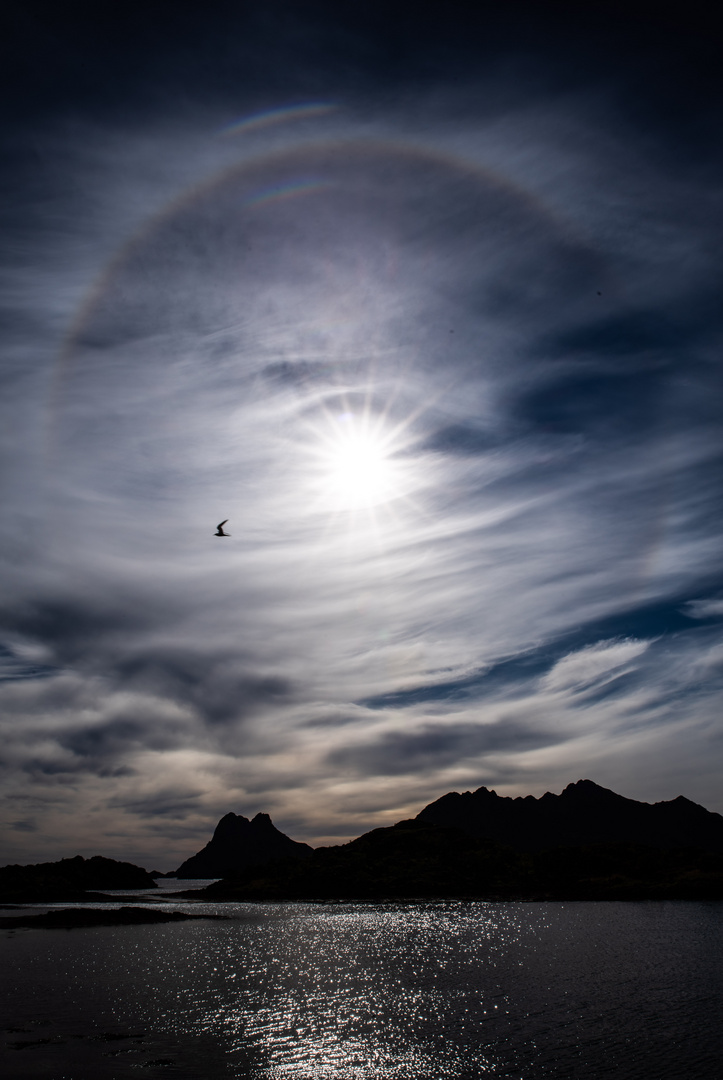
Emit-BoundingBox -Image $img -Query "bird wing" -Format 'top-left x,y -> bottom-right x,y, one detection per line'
217,520 -> 228,528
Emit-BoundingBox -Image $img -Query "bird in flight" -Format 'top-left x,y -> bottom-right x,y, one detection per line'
215,520 -> 230,537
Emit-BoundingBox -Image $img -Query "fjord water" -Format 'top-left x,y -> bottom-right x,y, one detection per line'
2,899 -> 721,1079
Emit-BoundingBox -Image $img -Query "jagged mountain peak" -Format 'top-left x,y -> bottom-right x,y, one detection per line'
174,811 -> 312,878
559,779 -> 626,801
417,780 -> 723,852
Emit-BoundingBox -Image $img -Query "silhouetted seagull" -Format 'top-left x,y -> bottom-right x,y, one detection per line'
215,520 -> 230,537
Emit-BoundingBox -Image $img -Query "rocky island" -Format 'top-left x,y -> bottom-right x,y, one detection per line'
0,854 -> 158,904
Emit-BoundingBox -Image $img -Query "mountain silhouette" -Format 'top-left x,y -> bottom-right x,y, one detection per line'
194,780 -> 723,901
173,811 -> 313,877
198,817 -> 723,902
415,779 -> 723,852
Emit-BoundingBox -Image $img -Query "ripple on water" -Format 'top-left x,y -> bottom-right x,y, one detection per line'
1,900 -> 722,1079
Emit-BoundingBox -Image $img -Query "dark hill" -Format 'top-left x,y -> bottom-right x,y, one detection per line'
201,819 -> 524,900
173,811 -> 313,878
197,818 -> 723,902
0,855 -> 157,903
416,779 -> 723,852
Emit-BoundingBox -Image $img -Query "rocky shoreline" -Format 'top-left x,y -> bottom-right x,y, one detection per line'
0,905 -> 226,929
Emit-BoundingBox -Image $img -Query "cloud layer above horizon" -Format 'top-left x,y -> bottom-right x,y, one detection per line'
1,2 -> 723,867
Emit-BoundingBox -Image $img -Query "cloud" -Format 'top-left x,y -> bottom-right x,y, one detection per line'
9,819 -> 37,833
683,597 -> 723,620
1,5 -> 723,864
541,639 -> 651,694
326,717 -> 566,777
107,790 -> 205,820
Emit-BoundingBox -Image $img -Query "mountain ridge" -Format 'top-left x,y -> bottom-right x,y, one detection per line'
188,780 -> 723,901
415,778 -> 723,852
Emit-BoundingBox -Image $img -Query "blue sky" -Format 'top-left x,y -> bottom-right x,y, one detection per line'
1,1 -> 723,868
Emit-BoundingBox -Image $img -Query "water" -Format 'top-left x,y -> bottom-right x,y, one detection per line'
1,897 -> 721,1079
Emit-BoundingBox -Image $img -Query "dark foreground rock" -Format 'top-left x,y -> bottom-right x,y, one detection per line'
174,811 -> 313,877
196,818 -> 723,902
0,905 -> 227,929
0,855 -> 158,903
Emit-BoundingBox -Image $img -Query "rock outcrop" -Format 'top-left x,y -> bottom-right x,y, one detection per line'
173,811 -> 313,878
0,906 -> 227,929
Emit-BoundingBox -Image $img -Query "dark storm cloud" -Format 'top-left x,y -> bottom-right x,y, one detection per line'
4,595 -> 295,725
61,717 -> 185,762
25,759 -> 136,780
9,598 -> 151,664
114,651 -> 294,727
9,819 -> 37,833
0,648 -> 296,784
108,791 -> 205,820
0,643 -> 55,682
328,718 -> 565,777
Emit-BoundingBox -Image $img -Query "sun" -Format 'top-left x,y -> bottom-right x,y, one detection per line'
309,410 -> 406,512
327,428 -> 392,505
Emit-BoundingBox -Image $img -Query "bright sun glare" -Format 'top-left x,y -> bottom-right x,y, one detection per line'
310,411 -> 406,513
328,431 -> 391,504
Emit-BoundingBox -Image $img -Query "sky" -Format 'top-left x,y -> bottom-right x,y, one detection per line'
1,1 -> 723,869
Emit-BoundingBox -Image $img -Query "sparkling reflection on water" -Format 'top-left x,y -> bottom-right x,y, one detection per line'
2,899 -> 722,1079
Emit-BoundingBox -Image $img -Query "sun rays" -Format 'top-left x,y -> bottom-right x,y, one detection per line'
317,413 -> 399,510
295,385 -> 425,536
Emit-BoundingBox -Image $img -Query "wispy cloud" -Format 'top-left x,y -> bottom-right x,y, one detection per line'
683,597 -> 723,620
1,5 -> 722,866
